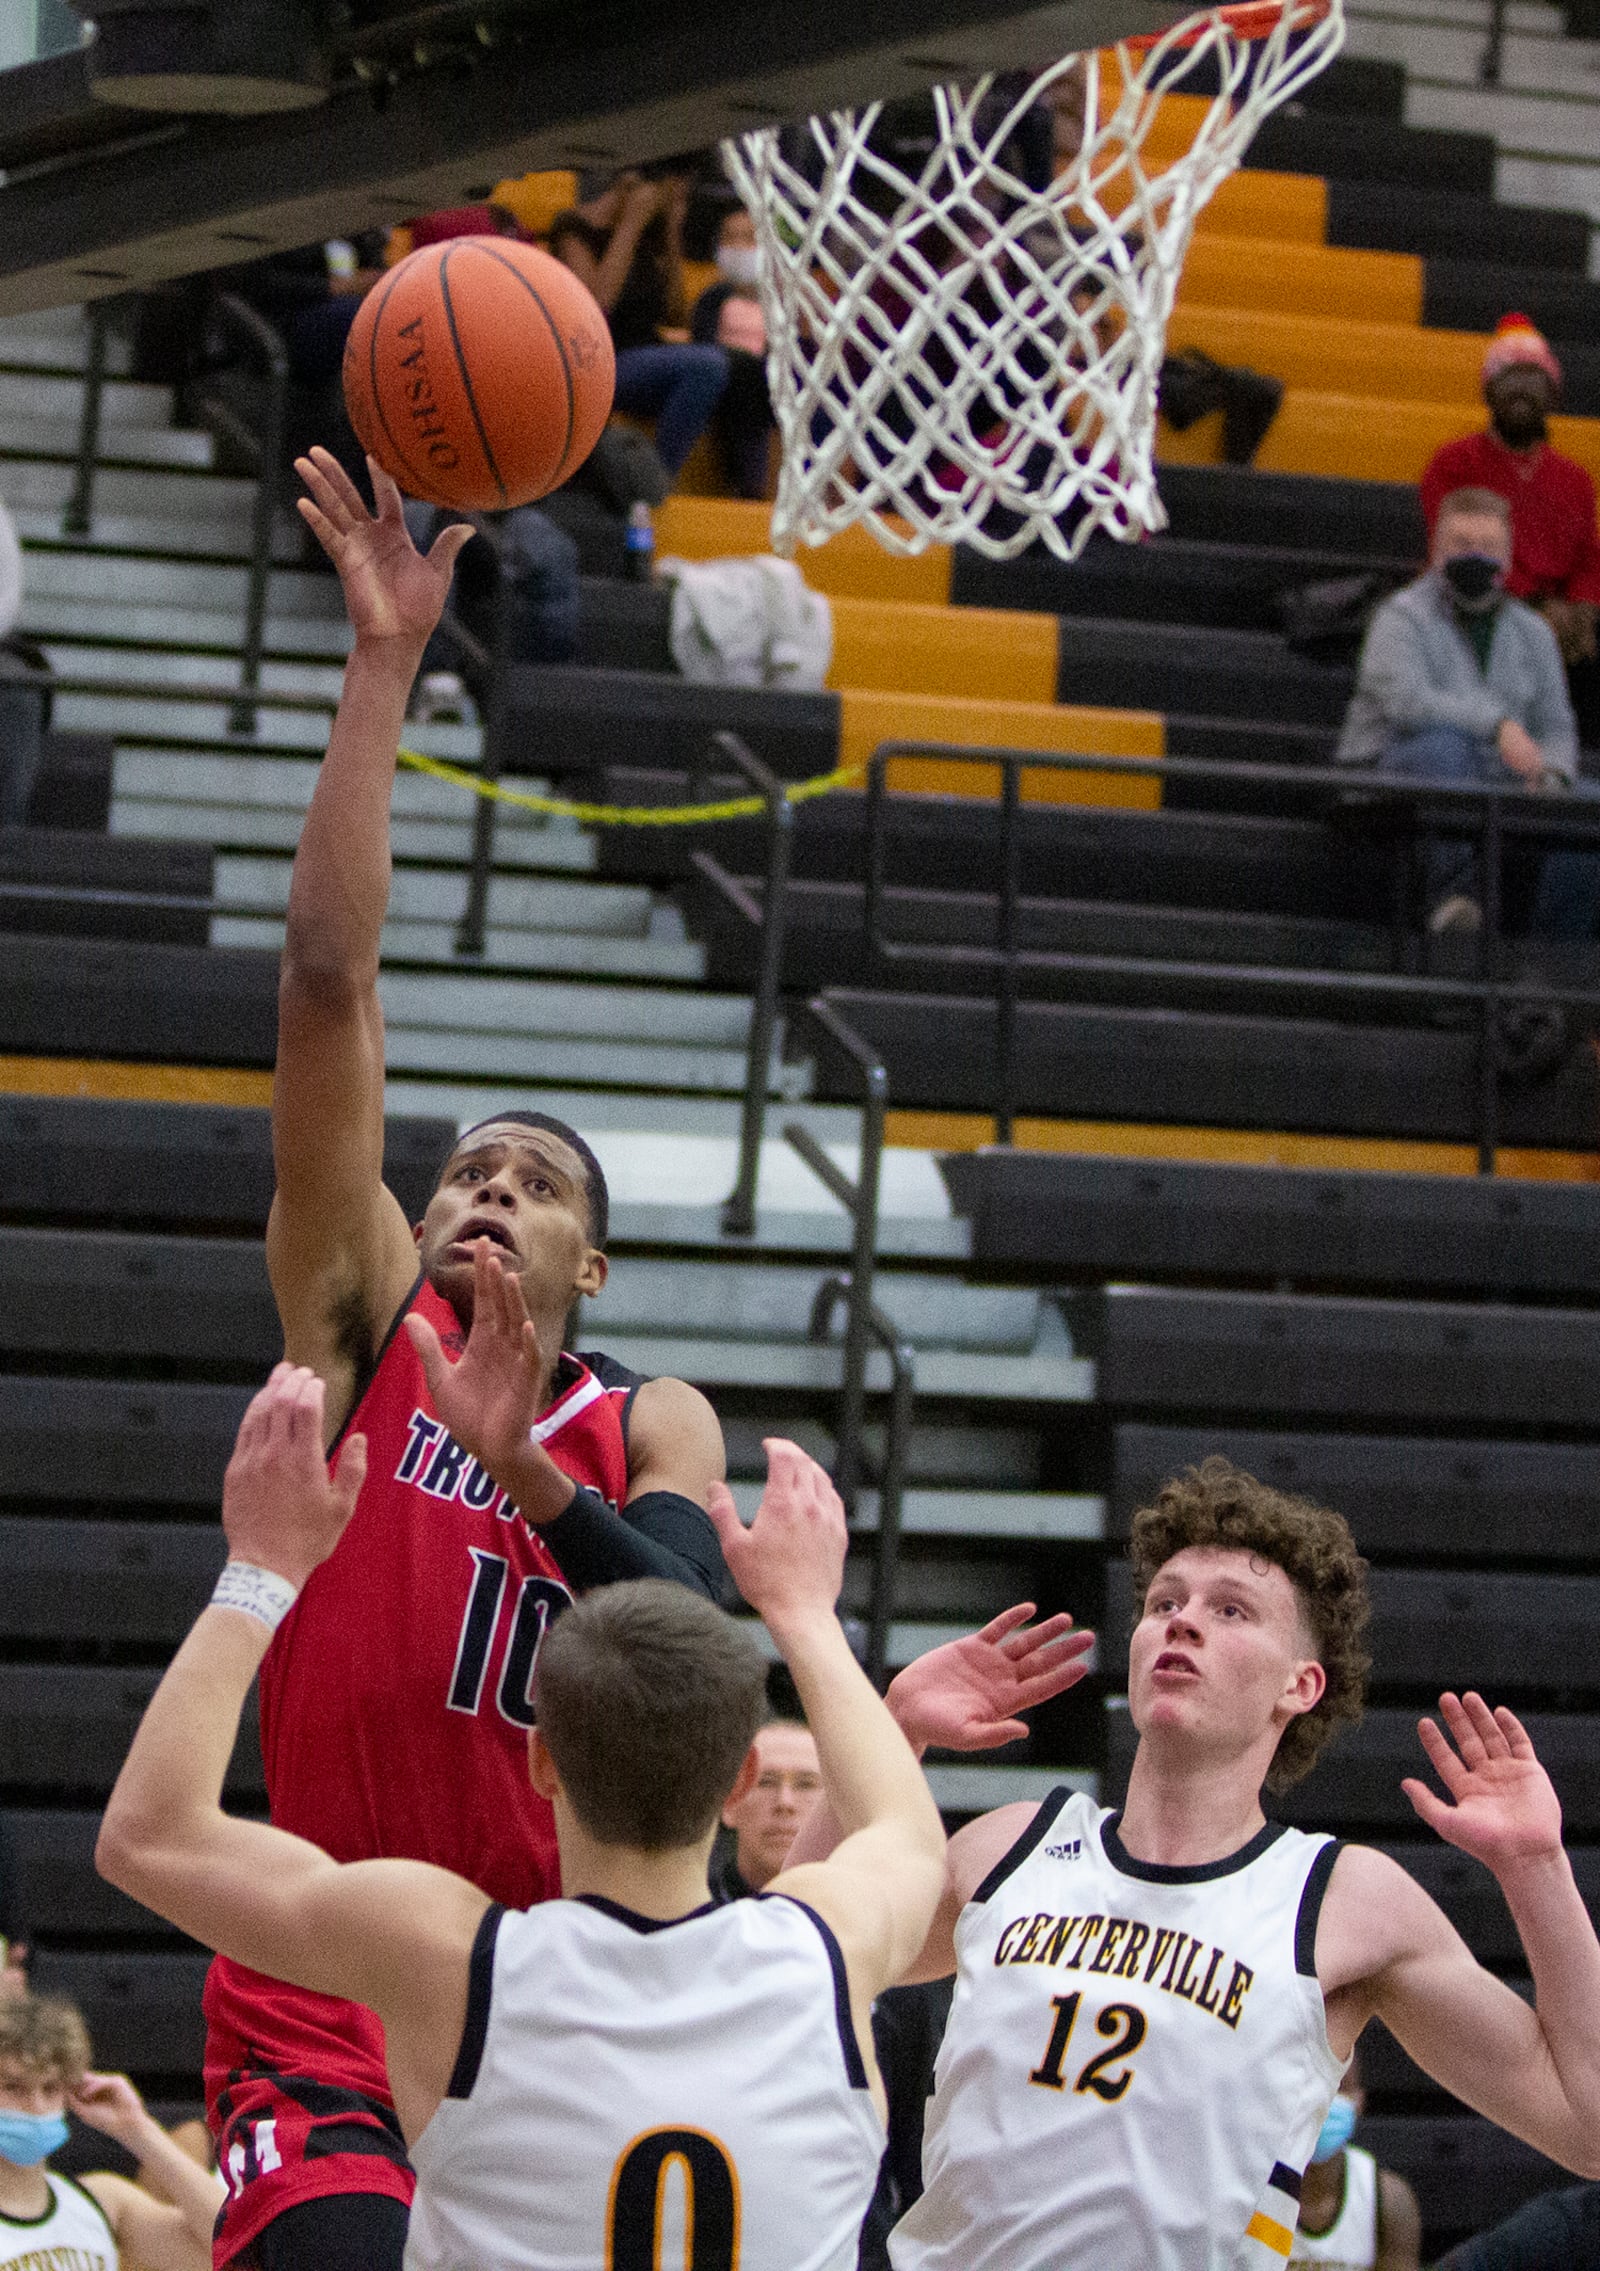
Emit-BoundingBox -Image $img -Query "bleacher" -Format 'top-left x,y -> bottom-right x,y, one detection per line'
3,0 -> 1600,2243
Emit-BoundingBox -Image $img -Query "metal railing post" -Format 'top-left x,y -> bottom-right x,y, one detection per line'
214,294 -> 289,739
1479,0 -> 1508,83
996,753 -> 1022,1146
62,301 -> 111,539
721,732 -> 793,1236
1476,789 -> 1504,1175
455,517 -> 510,960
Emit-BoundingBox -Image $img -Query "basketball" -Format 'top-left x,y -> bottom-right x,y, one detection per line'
342,236 -> 615,512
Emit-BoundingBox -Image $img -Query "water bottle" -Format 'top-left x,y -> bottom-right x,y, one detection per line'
625,500 -> 656,582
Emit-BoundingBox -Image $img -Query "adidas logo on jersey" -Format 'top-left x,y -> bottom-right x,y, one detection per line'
1043,1839 -> 1084,1861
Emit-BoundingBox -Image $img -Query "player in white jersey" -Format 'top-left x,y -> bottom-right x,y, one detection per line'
0,1992 -> 224,2271
94,1362 -> 946,2271
790,1455 -> 1600,2268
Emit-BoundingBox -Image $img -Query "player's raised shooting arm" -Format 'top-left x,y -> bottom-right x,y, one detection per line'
1319,1696 -> 1600,2178
269,450 -> 472,1411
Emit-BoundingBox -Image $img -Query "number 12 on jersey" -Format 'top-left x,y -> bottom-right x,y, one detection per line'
1030,1994 -> 1147,2102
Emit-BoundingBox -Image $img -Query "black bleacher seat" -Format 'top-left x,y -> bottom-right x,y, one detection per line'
575,578 -> 675,672
0,1229 -> 277,1368
942,1150 -> 1600,1298
1377,1842 -> 1600,1966
0,829 -> 211,946
7,1810 -> 186,1939
1244,113 -> 1497,194
1054,618 -> 1353,727
0,1516 -> 225,1642
1089,1285 -> 1600,1427
1326,181 -> 1592,274
29,1954 -> 210,2073
501,664 -> 840,786
1101,1560 -> 1600,1695
0,934 -> 278,1064
0,1667 -> 262,1796
1105,1702 -> 1600,1831
1113,1422 -> 1600,1562
1361,2118 -> 1567,2243
1422,259 -> 1600,351
1171,53 -> 1405,115
951,535 -> 1414,636
0,1096 -> 455,1230
0,1376 -> 250,1503
811,989 -> 1600,1148
1153,465 -> 1425,558
24,733 -> 114,833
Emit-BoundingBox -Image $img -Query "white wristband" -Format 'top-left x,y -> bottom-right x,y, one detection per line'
211,1561 -> 299,1631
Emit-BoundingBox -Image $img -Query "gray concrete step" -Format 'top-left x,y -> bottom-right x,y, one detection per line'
589,1259 -> 1045,1350
44,643 -> 345,701
0,460 -> 254,521
19,597 -> 349,658
18,548 -> 341,616
0,370 -> 176,426
0,418 -> 214,467
728,1479 -> 1105,1538
15,506 -> 305,564
0,309 -> 130,375
212,915 -> 706,980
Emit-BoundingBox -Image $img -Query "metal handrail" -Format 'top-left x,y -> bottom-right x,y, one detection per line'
61,302 -> 112,540
210,294 -> 289,739
863,740 -> 1600,1173
716,731 -> 794,1237
807,1269 -> 914,1691
1480,0 -> 1508,82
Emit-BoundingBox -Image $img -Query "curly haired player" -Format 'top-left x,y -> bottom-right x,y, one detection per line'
790,1456 -> 1600,2269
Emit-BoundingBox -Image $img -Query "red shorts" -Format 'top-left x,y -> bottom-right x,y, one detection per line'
205,1957 -> 414,2266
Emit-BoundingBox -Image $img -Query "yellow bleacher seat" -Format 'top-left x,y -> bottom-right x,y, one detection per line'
1166,305 -> 1486,410
1178,233 -> 1425,326
842,689 -> 1163,809
492,170 -> 579,237
1157,388 -> 1600,485
828,598 -> 1059,704
1192,170 -> 1326,244
655,497 -> 954,605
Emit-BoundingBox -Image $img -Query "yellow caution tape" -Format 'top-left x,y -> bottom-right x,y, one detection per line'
397,744 -> 864,826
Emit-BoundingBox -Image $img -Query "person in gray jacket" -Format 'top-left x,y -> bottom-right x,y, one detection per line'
1337,485 -> 1591,939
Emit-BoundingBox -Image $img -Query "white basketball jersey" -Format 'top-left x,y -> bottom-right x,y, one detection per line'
0,2172 -> 117,2271
892,1789 -> 1347,2271
1288,2147 -> 1378,2269
406,1891 -> 885,2271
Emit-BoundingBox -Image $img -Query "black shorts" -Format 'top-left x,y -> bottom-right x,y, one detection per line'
233,2191 -> 410,2271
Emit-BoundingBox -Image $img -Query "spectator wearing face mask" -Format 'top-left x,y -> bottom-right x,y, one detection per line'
1337,485 -> 1592,941
1421,317 -> 1600,748
1287,2048 -> 1421,2270
690,209 -> 777,500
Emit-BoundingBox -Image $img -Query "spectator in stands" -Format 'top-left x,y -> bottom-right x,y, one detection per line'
690,208 -> 776,499
1437,2181 -> 1600,2268
1288,2044 -> 1421,2269
1420,316 -> 1600,749
0,1991 -> 224,2268
1337,486 -> 1591,939
711,1716 -> 823,1898
550,171 -> 729,477
400,500 -> 581,724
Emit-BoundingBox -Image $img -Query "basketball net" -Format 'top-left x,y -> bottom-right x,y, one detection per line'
723,0 -> 1343,561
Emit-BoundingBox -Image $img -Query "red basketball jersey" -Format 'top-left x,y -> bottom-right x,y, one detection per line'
205,1275 -> 635,2117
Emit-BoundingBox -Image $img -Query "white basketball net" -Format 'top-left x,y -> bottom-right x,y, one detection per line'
723,0 -> 1344,560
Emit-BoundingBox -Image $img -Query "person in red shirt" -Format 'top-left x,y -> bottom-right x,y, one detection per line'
1420,314 -> 1600,746
202,448 -> 728,2271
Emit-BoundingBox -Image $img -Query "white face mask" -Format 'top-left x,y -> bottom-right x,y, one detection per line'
716,244 -> 760,288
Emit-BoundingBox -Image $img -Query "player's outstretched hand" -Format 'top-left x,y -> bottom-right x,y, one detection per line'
887,1604 -> 1095,1754
405,1241 -> 542,1477
295,446 -> 472,647
705,1441 -> 846,1639
68,2071 -> 148,2147
221,1364 -> 367,1591
1402,1691 -> 1563,1869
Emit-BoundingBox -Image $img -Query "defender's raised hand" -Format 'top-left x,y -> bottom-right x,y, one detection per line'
1402,1691 -> 1564,1868
705,1441 -> 847,1640
887,1604 -> 1094,1754
295,446 -> 472,647
405,1240 -> 545,1480
221,1364 -> 367,1591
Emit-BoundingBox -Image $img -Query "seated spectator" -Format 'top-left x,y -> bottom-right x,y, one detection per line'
690,207 -> 776,499
550,171 -> 729,478
400,499 -> 581,721
1337,485 -> 1594,941
710,1715 -> 822,1899
1420,316 -> 1600,748
0,1990 -> 223,2269
1288,2045 -> 1421,2269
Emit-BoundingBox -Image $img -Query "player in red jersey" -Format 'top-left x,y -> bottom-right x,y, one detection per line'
203,448 -> 729,2271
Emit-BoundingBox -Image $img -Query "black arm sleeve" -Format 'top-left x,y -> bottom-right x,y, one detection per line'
541,1487 -> 727,1601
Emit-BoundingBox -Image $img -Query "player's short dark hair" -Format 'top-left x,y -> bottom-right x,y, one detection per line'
441,1112 -> 609,1246
1129,1456 -> 1370,1793
534,1580 -> 767,1850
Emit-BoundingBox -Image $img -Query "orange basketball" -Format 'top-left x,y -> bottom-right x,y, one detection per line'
342,237 -> 615,511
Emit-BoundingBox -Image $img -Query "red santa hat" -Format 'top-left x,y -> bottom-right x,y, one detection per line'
1482,313 -> 1562,391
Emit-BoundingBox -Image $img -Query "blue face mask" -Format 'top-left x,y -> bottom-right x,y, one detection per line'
0,2110 -> 70,2167
1309,2094 -> 1358,2166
